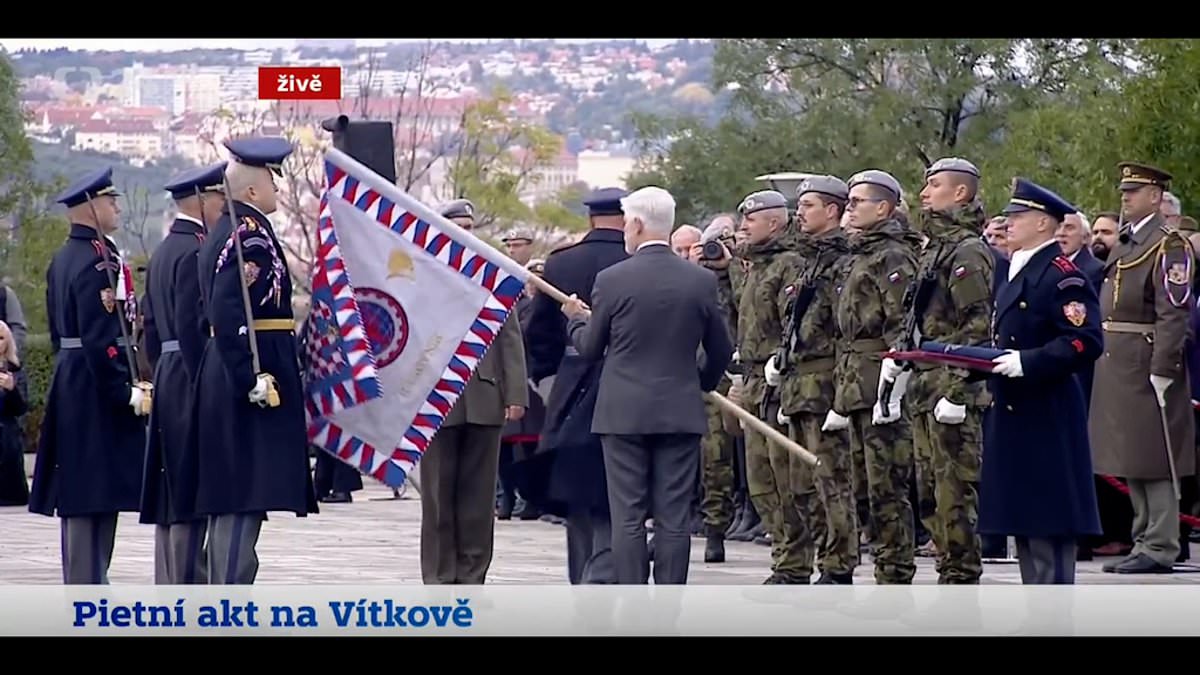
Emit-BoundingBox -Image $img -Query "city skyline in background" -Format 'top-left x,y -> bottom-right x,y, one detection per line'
0,38 -> 680,52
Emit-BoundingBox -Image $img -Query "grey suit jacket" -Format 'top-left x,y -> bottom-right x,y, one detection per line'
567,243 -> 733,436
444,312 -> 529,427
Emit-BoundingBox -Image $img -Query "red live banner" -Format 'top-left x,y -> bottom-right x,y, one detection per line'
258,66 -> 342,100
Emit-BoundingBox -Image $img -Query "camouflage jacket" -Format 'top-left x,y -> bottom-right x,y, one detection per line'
735,233 -> 803,408
833,218 -> 922,413
904,202 -> 995,413
780,229 -> 850,415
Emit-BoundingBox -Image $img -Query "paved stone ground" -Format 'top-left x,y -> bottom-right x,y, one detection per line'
3,477 -> 1200,584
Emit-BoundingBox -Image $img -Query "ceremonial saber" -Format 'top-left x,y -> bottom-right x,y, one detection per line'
85,196 -> 151,415
323,148 -> 821,469
1156,397 -> 1182,501
220,173 -> 280,408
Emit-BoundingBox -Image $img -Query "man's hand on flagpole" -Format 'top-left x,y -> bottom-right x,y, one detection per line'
561,293 -> 590,320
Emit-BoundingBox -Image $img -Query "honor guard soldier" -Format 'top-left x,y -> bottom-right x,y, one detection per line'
768,175 -> 857,583
520,187 -> 629,584
981,178 -> 1103,583
832,170 -> 922,584
139,162 -> 226,584
884,157 -> 993,584
29,167 -> 151,584
193,136 -> 318,584
1091,162 -> 1195,574
732,188 -> 814,584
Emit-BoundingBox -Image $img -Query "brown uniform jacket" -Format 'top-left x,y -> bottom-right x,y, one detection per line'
444,313 -> 529,427
1090,213 -> 1196,479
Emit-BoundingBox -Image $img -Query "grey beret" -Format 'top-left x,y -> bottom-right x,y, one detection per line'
737,190 -> 788,215
440,198 -> 475,220
925,157 -> 980,179
796,175 -> 849,202
502,227 -> 534,243
848,170 -> 902,201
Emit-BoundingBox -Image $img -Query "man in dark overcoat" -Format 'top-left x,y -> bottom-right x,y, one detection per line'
518,187 -> 629,584
980,177 -> 1103,584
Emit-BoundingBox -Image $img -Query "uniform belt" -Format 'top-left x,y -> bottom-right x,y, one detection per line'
1102,320 -> 1154,335
841,338 -> 887,353
791,356 -> 836,375
160,340 -> 180,353
59,336 -> 128,350
210,319 -> 296,336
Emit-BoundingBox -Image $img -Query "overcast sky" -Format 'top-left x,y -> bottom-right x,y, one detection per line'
0,38 -> 680,52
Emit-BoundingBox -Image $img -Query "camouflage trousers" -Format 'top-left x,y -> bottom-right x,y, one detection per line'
847,409 -> 916,584
742,391 -> 815,582
788,412 -> 857,576
701,392 -> 736,537
911,409 -> 983,584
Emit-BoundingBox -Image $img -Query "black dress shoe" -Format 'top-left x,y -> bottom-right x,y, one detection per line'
705,535 -> 725,563
1113,553 -> 1174,574
321,491 -> 352,503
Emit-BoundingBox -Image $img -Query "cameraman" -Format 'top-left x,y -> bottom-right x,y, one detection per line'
682,215 -> 759,560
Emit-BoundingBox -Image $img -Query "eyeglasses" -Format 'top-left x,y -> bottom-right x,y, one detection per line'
847,197 -> 883,209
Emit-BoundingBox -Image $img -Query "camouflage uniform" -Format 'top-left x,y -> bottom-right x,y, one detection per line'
780,229 -> 857,580
833,218 -> 921,584
700,262 -> 739,537
735,231 -> 814,583
903,201 -> 993,584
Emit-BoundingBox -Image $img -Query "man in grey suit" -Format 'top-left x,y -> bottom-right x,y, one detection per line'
562,186 -> 734,584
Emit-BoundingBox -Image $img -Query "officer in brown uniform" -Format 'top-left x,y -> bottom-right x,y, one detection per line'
1090,161 -> 1195,574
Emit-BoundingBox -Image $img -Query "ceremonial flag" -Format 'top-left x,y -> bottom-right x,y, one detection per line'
303,147 -> 529,488
885,341 -> 1007,372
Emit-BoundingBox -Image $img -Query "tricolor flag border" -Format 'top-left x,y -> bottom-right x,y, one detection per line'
305,148 -> 529,488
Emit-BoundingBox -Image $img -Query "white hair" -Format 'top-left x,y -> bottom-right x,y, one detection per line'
671,224 -> 702,242
1163,191 -> 1181,213
1072,211 -> 1092,235
621,186 -> 676,236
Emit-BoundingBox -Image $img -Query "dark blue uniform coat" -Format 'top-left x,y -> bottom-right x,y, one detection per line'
980,242 -> 1103,538
29,224 -> 146,517
516,228 -> 628,516
1070,247 -> 1105,410
139,216 -> 209,525
192,201 -> 317,517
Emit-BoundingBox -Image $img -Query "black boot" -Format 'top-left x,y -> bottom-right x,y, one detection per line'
726,494 -> 745,537
705,535 -> 725,563
815,571 -> 853,584
729,500 -> 761,541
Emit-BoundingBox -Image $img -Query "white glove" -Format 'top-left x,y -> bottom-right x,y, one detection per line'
249,373 -> 271,404
1151,374 -> 1172,407
764,354 -> 782,387
879,357 -> 903,383
777,407 -> 789,426
872,369 -> 910,425
933,397 -> 966,425
992,350 -> 1023,378
534,375 -> 556,402
129,385 -> 147,416
822,410 -> 849,432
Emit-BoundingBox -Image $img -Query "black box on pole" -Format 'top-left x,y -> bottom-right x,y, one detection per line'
321,115 -> 397,185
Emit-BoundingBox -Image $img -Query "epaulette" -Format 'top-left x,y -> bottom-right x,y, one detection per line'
1051,255 -> 1078,274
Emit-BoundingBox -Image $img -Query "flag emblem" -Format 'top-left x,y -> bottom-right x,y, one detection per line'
304,150 -> 528,488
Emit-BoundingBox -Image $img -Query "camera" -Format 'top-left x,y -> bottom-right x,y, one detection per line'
701,239 -> 726,261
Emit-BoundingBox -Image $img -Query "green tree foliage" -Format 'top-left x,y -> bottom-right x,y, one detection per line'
634,39 -> 1153,221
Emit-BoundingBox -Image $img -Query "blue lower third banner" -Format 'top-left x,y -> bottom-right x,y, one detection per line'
0,586 -> 1197,636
